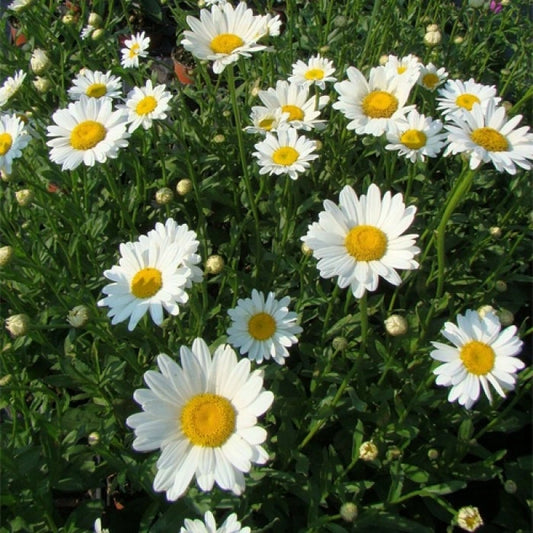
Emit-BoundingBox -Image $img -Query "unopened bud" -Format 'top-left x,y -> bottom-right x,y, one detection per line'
67,305 -> 90,328
453,35 -> 464,44
489,226 -> 501,238
205,254 -> 224,275
88,12 -> 103,27
495,280 -> 507,293
0,246 -> 14,267
427,448 -> 439,460
426,24 -> 439,32
5,314 -> 30,337
332,336 -> 348,351
91,28 -> 105,41
15,189 -> 34,207
62,13 -> 77,24
30,49 -> 51,75
477,305 -> 495,319
340,502 -> 358,523
0,374 -> 12,386
424,30 -> 442,46
384,314 -> 408,336
301,242 -> 312,256
33,76 -> 51,93
212,134 -> 225,144
497,308 -> 514,327
155,187 -> 174,205
88,431 -> 100,445
359,441 -> 379,461
176,178 -> 193,196
504,479 -> 517,494
379,54 -> 389,66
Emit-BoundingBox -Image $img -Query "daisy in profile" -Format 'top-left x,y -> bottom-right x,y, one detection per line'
430,309 -> 524,409
122,80 -> 172,132
386,109 -> 447,163
418,63 -> 448,91
47,96 -> 129,170
444,99 -> 533,174
382,54 -> 421,90
244,106 -> 286,134
333,65 -> 415,137
302,184 -> 420,298
182,2 -> 269,74
437,78 -> 500,118
121,31 -> 150,68
253,128 -> 318,180
68,69 -> 123,101
126,338 -> 274,500
0,113 -> 31,174
7,0 -> 32,12
227,289 -> 302,365
181,511 -> 250,533
288,54 -> 336,90
0,70 -> 26,108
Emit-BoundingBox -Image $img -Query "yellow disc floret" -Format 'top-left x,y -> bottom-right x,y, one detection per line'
422,73 -> 439,90
281,104 -> 305,122
70,120 -> 106,150
130,267 -> 163,298
345,225 -> 388,261
460,340 -> 495,375
272,146 -> 299,166
0,133 -> 13,156
470,127 -> 508,152
304,68 -> 325,81
136,95 -> 157,115
210,33 -> 244,54
248,312 -> 276,340
400,129 -> 427,150
86,83 -> 108,98
362,90 -> 399,119
455,93 -> 480,111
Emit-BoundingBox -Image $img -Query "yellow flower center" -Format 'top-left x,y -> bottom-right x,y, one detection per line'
281,104 -> 305,122
470,127 -> 508,152
210,33 -> 244,54
130,267 -> 162,299
460,340 -> 495,375
304,68 -> 325,81
135,95 -> 157,116
362,90 -> 399,119
0,133 -> 13,156
248,311 -> 276,340
258,117 -> 275,131
85,83 -> 107,98
455,93 -> 480,111
272,146 -> 299,166
397,66 -> 407,74
400,129 -> 427,149
422,73 -> 439,89
180,393 -> 236,447
129,43 -> 140,59
345,225 -> 388,261
70,120 -> 106,150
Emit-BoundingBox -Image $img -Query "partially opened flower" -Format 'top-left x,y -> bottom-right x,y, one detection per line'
0,70 -> 26,108
0,113 -> 31,174
180,511 -> 250,533
121,31 -> 150,68
68,69 -> 123,101
302,184 -> 420,298
437,78 -> 500,118
126,338 -> 274,500
430,309 -> 524,409
418,63 -> 448,91
288,54 -> 336,90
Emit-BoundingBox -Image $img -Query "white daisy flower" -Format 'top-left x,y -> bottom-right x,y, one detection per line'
333,65 -> 415,137
126,338 -> 274,500
8,0 -> 32,11
437,78 -> 500,118
418,63 -> 448,91
181,2 -> 269,74
67,69 -> 123,101
288,54 -> 336,90
0,70 -> 26,108
0,113 -> 31,174
301,183 -> 420,299
261,12 -> 282,37
122,79 -> 172,132
430,310 -> 524,409
81,24 -> 95,40
386,109 -> 448,163
257,80 -> 329,131
227,289 -> 302,365
252,127 -> 319,180
46,96 -> 129,171
382,53 -> 421,90
244,106 -> 287,134
181,511 -> 250,533
444,100 -> 533,174
121,31 -> 150,68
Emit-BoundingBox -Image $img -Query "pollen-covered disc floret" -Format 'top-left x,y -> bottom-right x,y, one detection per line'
288,54 -> 337,90
430,309 -> 524,409
437,78 -> 500,118
126,338 -> 274,500
180,511 -> 251,533
302,184 -> 420,298
121,31 -> 150,68
68,69 -> 123,101
122,80 -> 172,132
0,112 -> 31,174
227,289 -> 302,365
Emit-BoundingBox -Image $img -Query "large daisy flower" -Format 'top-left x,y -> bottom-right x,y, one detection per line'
444,100 -> 533,174
430,310 -> 524,409
0,70 -> 26,108
0,113 -> 31,174
333,65 -> 415,137
181,511 -> 250,533
126,338 -> 274,500
418,63 -> 448,92
227,289 -> 302,365
288,54 -> 337,90
46,96 -> 129,170
121,31 -> 150,68
302,184 -> 420,298
181,2 -> 269,74
67,69 -> 123,101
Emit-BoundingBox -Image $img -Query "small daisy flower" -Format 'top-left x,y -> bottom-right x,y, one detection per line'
0,113 -> 31,174
418,63 -> 448,91
8,0 -> 32,11
430,309 -> 525,409
261,12 -> 282,37
0,70 -> 26,108
386,109 -> 448,163
181,511 -> 250,533
121,31 -> 150,68
126,338 -> 274,500
68,69 -> 122,101
182,2 -> 269,74
122,80 -> 172,132
47,96 -> 129,171
245,106 -> 287,134
253,127 -> 319,180
382,54 -> 421,90
81,24 -> 96,40
302,184 -> 420,299
456,506 -> 484,532
288,54 -> 336,90
227,289 -> 302,365
444,100 -> 533,174
437,78 -> 500,118
333,66 -> 415,137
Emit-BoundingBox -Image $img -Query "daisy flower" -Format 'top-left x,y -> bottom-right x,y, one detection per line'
121,31 -> 150,68
437,78 -> 500,118
0,70 -> 26,108
261,12 -> 282,37
456,506 -> 484,532
444,99 -> 533,174
227,289 -> 302,365
7,0 -> 32,11
0,113 -> 31,174
122,80 -> 172,133
67,69 -> 122,101
302,184 -> 420,299
382,54 -> 421,90
418,63 -> 448,91
81,24 -> 95,40
253,127 -> 319,180
47,96 -> 129,171
180,511 -> 250,533
126,338 -> 274,500
333,65 -> 415,137
244,106 -> 286,134
288,54 -> 337,90
430,309 -> 524,409
386,109 -> 448,163
181,2 -> 269,74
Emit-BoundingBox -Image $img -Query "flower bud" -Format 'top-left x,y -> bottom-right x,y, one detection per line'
489,226 -> 501,238
453,35 -> 464,44
504,479 -> 517,494
424,29 -> 442,46
176,178 -> 193,196
340,502 -> 358,522
333,15 -> 347,27
386,445 -> 402,461
456,506 -> 483,532
426,23 -> 439,32
212,134 -> 225,144
205,254 -> 225,275
301,242 -> 312,256
88,12 -> 103,27
384,314 -> 408,336
155,187 -> 174,205
62,13 -> 77,24
0,374 -> 12,386
427,448 -> 439,460
497,308 -> 514,326
359,441 -> 379,461
495,280 -> 507,292
5,313 -> 30,337
379,54 -> 389,66
477,305 -> 495,319
30,49 -> 50,75
332,336 -> 348,351
33,76 -> 51,93
91,28 -> 105,41
319,45 -> 330,54
67,305 -> 90,328
0,170 -> 10,182
15,189 -> 34,207
0,246 -> 14,267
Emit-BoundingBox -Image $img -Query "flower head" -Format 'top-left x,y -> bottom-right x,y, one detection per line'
121,31 -> 150,68
68,69 -> 123,101
0,113 -> 31,174
5,313 -> 30,337
245,106 -> 286,135
30,49 -> 50,75
288,54 -> 337,90
437,78 -> 500,119
456,506 -> 484,532
382,54 -> 421,89
418,63 -> 448,91
0,70 -> 26,108
180,511 -> 250,533
8,0 -> 32,12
